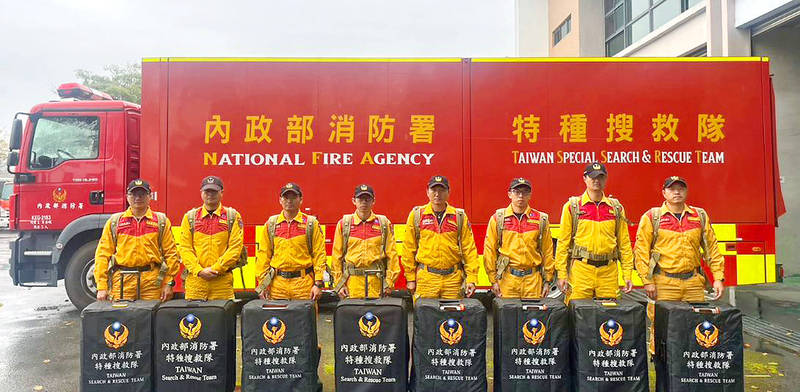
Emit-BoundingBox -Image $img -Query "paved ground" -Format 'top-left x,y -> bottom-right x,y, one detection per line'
1,230 -> 799,391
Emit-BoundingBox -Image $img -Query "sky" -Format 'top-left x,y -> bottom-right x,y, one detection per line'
0,0 -> 519,134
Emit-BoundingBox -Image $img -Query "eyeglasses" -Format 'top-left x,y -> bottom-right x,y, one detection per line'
510,189 -> 531,196
127,191 -> 151,198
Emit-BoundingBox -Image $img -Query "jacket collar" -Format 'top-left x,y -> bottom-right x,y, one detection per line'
503,204 -> 532,217
580,191 -> 611,206
352,211 -> 377,225
200,204 -> 224,218
659,202 -> 696,217
277,210 -> 305,224
423,202 -> 456,216
122,207 -> 155,221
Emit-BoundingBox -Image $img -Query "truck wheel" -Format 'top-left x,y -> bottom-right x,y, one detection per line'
64,240 -> 99,311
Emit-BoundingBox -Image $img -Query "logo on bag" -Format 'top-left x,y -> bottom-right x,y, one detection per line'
103,321 -> 129,349
522,318 -> 546,345
599,319 -> 623,347
262,317 -> 287,344
179,314 -> 202,340
440,319 -> 463,345
695,321 -> 719,349
359,312 -> 381,338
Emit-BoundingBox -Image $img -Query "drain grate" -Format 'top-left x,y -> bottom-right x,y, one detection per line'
742,315 -> 800,354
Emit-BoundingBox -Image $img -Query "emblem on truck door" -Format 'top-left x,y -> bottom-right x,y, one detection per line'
104,321 -> 129,349
262,317 -> 286,344
695,321 -> 719,349
52,187 -> 67,203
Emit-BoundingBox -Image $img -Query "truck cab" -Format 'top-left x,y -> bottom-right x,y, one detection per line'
7,83 -> 140,310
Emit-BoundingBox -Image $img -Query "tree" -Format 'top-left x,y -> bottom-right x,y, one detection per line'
74,63 -> 142,104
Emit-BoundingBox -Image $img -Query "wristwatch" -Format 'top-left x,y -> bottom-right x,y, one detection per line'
167,280 -> 176,287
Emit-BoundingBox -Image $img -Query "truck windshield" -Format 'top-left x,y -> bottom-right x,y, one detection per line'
28,116 -> 99,170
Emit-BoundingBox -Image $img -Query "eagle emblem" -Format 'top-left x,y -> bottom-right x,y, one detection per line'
358,312 -> 381,338
695,321 -> 719,349
134,180 -> 143,185
179,314 -> 202,340
671,176 -> 680,181
262,317 -> 286,345
104,321 -> 129,350
592,163 -> 601,170
599,319 -> 623,347
360,185 -> 368,190
440,319 -> 463,346
522,318 -> 546,345
52,187 -> 67,203
435,176 -> 442,181
285,183 -> 293,188
207,178 -> 215,183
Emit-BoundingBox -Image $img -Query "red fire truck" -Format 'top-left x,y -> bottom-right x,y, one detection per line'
6,57 -> 784,310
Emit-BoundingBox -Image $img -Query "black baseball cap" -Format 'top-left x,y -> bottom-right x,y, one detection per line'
280,182 -> 302,197
201,176 -> 223,191
354,184 -> 375,198
583,162 -> 608,178
127,179 -> 151,193
663,176 -> 688,189
509,177 -> 532,191
428,175 -> 450,189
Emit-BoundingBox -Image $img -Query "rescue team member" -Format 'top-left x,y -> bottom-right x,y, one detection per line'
178,176 -> 244,300
255,182 -> 327,300
634,176 -> 725,353
484,178 -> 555,299
331,184 -> 400,299
95,179 -> 180,301
401,175 -> 480,300
555,163 -> 634,301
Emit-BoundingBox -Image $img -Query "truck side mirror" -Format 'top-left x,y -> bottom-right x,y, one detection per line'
7,151 -> 18,167
10,119 -> 22,150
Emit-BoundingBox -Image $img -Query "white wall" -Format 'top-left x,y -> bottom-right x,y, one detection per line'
736,0 -> 800,27
753,25 -> 800,275
516,0 -> 550,56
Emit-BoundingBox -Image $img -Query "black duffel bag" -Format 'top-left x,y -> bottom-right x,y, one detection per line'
242,299 -> 321,392
493,297 -> 571,392
81,300 -> 159,392
411,298 -> 487,392
654,301 -> 743,392
335,297 -> 409,392
570,298 -> 649,392
154,299 -> 236,392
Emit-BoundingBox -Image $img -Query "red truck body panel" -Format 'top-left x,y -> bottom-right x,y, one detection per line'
135,58 -> 781,288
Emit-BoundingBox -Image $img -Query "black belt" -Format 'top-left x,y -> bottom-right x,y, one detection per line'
419,264 -> 456,276
276,266 -> 314,279
508,267 -> 534,277
113,263 -> 159,272
583,259 -> 610,267
655,266 -> 696,280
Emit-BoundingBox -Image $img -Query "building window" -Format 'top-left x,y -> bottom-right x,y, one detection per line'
553,15 -> 571,46
604,0 -> 701,56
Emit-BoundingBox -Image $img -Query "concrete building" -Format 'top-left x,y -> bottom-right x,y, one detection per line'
515,0 -> 800,275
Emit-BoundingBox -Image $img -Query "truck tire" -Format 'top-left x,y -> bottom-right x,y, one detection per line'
64,240 -> 99,311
